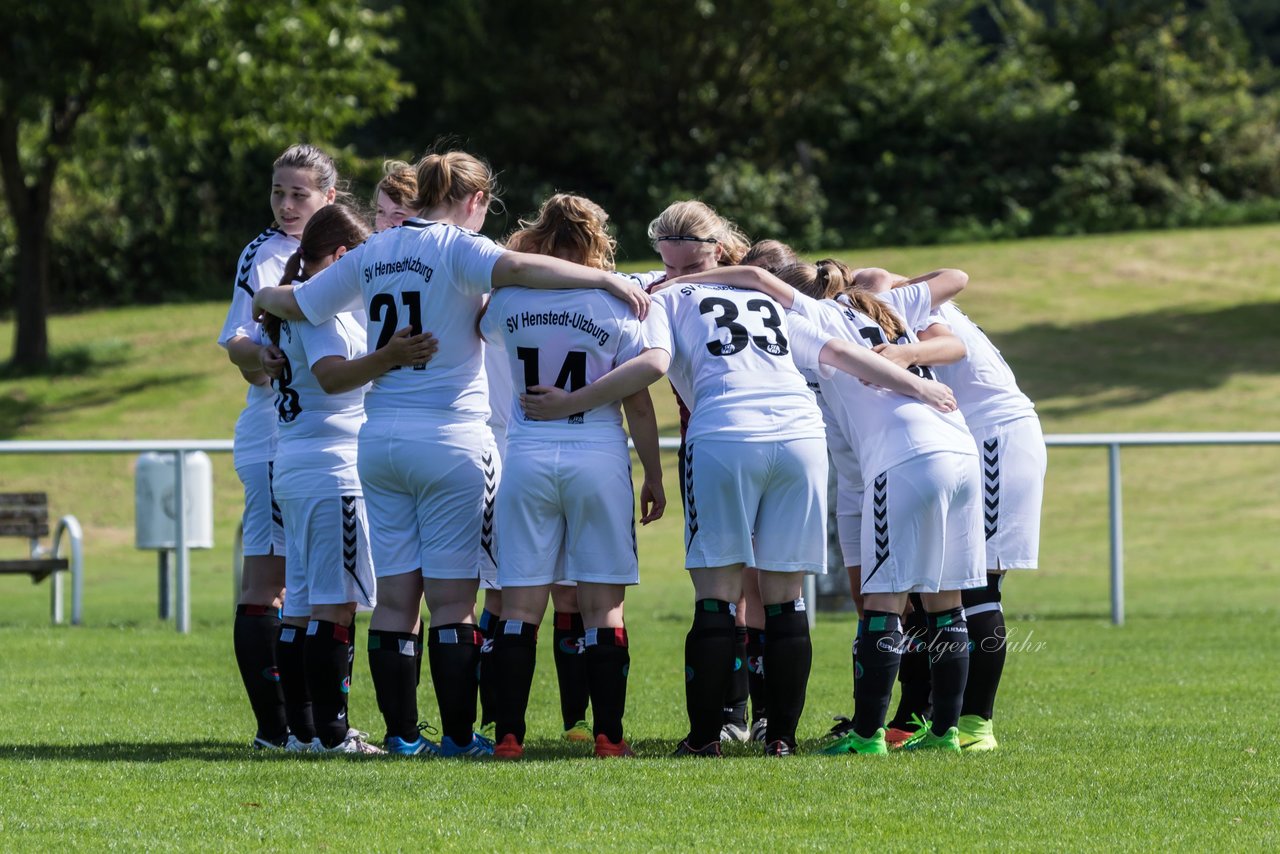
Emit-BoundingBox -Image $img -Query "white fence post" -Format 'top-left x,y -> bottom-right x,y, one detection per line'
174,450 -> 190,634
1107,444 -> 1124,627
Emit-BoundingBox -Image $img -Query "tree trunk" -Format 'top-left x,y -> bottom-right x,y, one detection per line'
11,215 -> 51,370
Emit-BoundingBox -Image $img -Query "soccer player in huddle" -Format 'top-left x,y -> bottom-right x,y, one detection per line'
263,204 -> 436,754
253,147 -> 647,757
858,268 -> 1046,750
219,143 -> 337,750
480,193 -> 665,758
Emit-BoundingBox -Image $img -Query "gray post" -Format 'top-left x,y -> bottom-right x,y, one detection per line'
1108,443 -> 1124,626
803,575 -> 817,628
174,450 -> 190,633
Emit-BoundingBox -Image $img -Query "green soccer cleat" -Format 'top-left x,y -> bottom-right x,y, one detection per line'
820,727 -> 889,756
956,715 -> 999,751
899,725 -> 962,752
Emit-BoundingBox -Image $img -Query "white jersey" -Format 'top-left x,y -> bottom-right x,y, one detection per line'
642,283 -> 827,443
790,292 -> 976,478
484,341 -> 513,435
293,218 -> 505,420
218,227 -> 298,468
480,287 -> 646,442
271,311 -> 368,499
873,284 -> 936,342
929,303 -> 1037,430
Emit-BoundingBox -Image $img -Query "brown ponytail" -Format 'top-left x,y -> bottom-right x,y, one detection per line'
412,149 -> 499,214
266,205 -> 371,345
742,239 -> 798,275
780,260 -> 908,341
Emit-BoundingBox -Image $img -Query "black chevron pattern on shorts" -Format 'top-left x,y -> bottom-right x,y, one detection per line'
628,460 -> 638,558
236,227 -> 280,298
341,496 -> 371,602
267,461 -> 283,530
865,473 -> 890,583
683,443 -> 699,548
983,438 -> 1000,541
481,451 -> 497,566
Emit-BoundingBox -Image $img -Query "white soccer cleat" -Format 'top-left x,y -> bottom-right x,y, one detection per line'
284,735 -> 323,753
324,731 -> 386,755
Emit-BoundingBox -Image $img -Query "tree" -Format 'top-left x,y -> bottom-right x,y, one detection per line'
0,0 -> 405,370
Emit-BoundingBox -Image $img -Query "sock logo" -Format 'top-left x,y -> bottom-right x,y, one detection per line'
341,676 -> 351,694
480,639 -> 494,654
685,665 -> 694,683
733,656 -> 743,672
747,655 -> 764,676
262,667 -> 280,683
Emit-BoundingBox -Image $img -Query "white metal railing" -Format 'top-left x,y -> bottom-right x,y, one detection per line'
2,433 -> 1277,631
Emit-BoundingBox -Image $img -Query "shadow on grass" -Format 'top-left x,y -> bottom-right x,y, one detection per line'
0,739 -> 696,762
0,339 -> 133,380
990,300 -> 1280,417
0,372 -> 203,439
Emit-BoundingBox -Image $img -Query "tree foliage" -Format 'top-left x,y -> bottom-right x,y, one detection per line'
3,0 -> 1280,362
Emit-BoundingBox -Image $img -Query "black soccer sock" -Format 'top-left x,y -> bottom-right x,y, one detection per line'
428,623 -> 483,745
763,601 -> 811,748
926,607 -> 970,735
492,619 -> 539,744
889,604 -> 932,729
305,620 -> 354,748
553,611 -> 590,729
852,610 -> 903,739
685,599 -> 737,746
276,622 -> 316,742
233,604 -> 288,742
584,626 -> 630,744
367,629 -> 420,743
746,627 -> 767,721
961,574 -> 1007,720
477,608 -> 499,728
723,625 -> 749,728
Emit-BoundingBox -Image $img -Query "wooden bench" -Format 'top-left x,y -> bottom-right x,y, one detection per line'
0,492 -> 83,624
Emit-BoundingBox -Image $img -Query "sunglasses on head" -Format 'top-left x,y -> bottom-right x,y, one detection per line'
656,235 -> 718,244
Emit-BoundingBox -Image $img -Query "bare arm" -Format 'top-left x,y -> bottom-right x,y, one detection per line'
872,324 -> 966,370
819,338 -> 957,413
253,285 -> 305,321
226,335 -> 269,374
666,265 -> 797,308
621,388 -> 666,525
901,269 -> 968,309
520,348 -> 671,421
311,328 -> 439,395
492,252 -> 650,319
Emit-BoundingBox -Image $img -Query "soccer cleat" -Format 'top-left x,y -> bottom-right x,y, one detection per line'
325,731 -> 386,755
720,722 -> 750,743
493,734 -> 524,760
899,725 -> 962,752
749,717 -> 769,743
285,735 -> 322,753
886,713 -> 929,749
763,739 -> 794,757
251,733 -> 289,751
823,715 -> 856,741
384,735 -> 432,756
593,734 -> 636,758
562,720 -> 592,743
820,727 -> 889,756
957,714 -> 999,751
435,732 -> 495,758
672,738 -> 723,758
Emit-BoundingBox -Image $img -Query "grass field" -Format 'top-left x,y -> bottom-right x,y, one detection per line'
1,225 -> 1278,849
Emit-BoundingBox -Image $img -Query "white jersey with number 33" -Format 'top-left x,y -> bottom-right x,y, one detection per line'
643,283 -> 826,443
